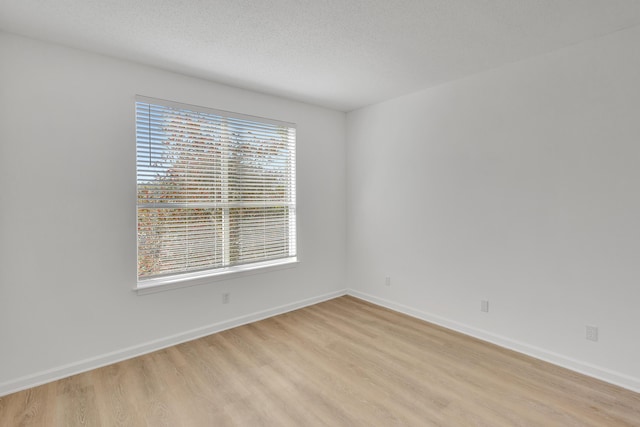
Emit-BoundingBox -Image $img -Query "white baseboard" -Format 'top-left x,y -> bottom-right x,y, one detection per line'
3,288 -> 638,397
347,289 -> 640,394
0,289 -> 347,397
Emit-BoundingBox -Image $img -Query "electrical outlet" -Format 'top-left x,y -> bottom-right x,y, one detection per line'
586,325 -> 598,342
480,300 -> 489,313
222,293 -> 230,304
385,276 -> 391,286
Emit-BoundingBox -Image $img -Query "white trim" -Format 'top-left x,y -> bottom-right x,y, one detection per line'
135,95 -> 296,128
4,288 -> 638,397
136,258 -> 299,295
347,289 -> 640,394
0,289 -> 346,397
135,96 -> 297,290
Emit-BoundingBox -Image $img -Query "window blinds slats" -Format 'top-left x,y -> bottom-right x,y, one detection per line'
136,97 -> 296,281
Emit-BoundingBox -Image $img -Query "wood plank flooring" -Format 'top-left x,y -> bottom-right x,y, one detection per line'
1,296 -> 639,426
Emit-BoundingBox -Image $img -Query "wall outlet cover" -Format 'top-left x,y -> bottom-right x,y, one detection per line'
481,300 -> 489,313
586,325 -> 598,342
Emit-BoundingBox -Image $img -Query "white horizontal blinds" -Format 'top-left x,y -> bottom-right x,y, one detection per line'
136,97 -> 296,280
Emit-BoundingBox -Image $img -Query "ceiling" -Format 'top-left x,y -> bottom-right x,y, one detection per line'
2,1 -> 640,111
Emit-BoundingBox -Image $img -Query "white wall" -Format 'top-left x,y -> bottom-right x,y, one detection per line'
3,22 -> 639,396
0,32 -> 346,394
347,25 -> 640,391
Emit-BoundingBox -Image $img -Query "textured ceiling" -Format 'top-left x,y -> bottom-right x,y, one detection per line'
2,0 -> 640,111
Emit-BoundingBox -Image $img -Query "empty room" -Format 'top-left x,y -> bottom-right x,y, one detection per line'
1,0 -> 639,425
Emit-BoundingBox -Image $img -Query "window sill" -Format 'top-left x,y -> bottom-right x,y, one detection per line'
135,257 -> 298,295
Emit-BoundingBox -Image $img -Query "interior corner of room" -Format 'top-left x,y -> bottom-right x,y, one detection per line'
1,1 -> 640,422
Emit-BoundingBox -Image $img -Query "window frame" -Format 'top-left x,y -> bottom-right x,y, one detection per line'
134,96 -> 298,294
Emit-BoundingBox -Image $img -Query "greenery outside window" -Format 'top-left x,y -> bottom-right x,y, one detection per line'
136,96 -> 297,290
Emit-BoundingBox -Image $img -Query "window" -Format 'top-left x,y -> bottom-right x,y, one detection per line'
136,96 -> 296,290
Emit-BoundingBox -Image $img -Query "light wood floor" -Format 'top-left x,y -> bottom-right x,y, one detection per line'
1,296 -> 639,426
